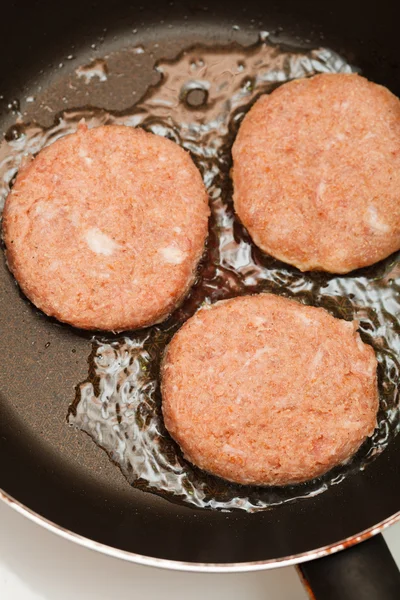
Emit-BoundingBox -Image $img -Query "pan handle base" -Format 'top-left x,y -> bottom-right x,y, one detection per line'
297,533 -> 400,600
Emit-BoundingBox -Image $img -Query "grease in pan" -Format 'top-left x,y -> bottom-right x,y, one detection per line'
1,39 -> 398,512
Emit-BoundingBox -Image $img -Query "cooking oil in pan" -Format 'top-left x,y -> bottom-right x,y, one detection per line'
1,35 -> 399,511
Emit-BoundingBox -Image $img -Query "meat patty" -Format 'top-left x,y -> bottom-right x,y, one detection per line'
161,294 -> 378,486
2,124 -> 209,331
232,73 -> 400,273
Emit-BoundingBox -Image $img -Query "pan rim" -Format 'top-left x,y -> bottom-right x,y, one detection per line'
1,487 -> 400,572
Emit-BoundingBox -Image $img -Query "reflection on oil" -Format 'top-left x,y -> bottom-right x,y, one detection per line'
75,58 -> 109,83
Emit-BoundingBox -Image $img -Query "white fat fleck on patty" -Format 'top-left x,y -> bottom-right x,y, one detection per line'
368,205 -> 390,233
79,147 -> 93,165
309,348 -> 324,377
316,180 -> 326,200
244,345 -> 272,367
253,315 -> 267,327
85,228 -> 119,256
160,246 -> 185,264
295,312 -> 315,326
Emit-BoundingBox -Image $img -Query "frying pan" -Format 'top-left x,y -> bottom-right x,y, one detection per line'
1,0 -> 400,598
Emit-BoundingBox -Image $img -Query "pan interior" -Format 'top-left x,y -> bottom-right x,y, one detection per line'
0,0 -> 400,565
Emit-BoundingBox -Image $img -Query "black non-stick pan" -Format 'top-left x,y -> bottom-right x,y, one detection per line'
1,0 -> 400,598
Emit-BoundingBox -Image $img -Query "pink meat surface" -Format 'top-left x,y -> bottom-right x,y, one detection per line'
232,73 -> 400,273
3,124 -> 209,330
161,294 -> 378,486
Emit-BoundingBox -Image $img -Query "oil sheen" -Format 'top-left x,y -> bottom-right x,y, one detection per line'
1,36 -> 399,512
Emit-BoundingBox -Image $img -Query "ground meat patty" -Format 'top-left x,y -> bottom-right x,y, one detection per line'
161,294 -> 378,486
232,73 -> 400,273
3,124 -> 209,331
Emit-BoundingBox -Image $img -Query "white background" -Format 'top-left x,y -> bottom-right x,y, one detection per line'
1,501 -> 400,600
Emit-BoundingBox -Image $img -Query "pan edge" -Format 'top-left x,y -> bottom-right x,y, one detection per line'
1,487 -> 399,573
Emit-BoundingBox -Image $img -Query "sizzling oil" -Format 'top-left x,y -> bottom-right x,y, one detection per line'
1,36 -> 399,511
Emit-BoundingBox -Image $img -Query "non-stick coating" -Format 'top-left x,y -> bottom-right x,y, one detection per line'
0,0 -> 399,566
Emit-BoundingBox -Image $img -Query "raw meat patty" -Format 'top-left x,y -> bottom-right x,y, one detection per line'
3,124 -> 209,331
232,73 -> 400,273
161,294 -> 378,486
